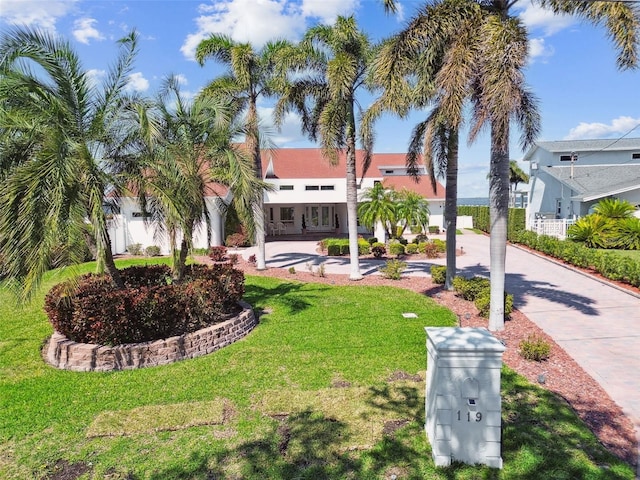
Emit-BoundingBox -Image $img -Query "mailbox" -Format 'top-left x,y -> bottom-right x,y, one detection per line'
425,327 -> 506,468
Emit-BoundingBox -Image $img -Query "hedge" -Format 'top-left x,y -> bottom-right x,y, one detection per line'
457,205 -> 526,240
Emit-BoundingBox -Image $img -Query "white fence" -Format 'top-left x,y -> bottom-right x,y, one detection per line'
530,219 -> 576,240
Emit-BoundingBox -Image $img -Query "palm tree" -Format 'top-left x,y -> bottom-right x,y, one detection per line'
126,75 -> 265,281
396,189 -> 430,237
509,160 -> 529,207
195,35 -> 290,270
275,16 -> 377,280
382,0 -> 638,330
357,182 -> 397,239
0,27 -> 142,295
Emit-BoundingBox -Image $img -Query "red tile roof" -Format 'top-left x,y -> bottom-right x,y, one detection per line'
261,148 -> 445,199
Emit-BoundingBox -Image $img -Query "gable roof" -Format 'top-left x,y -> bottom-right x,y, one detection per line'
524,137 -> 640,161
539,164 -> 640,201
261,148 -> 445,199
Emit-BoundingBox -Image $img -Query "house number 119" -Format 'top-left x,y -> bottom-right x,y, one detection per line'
457,411 -> 482,422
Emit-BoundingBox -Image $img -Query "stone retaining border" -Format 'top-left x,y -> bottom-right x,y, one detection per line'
43,301 -> 257,372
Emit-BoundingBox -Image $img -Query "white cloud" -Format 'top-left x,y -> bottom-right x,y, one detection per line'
85,68 -> 106,88
0,0 -> 77,31
175,74 -> 189,85
564,116 -> 640,140
528,37 -> 554,63
72,17 -> 105,44
181,0 -> 358,60
257,106 -> 308,145
517,0 -> 574,36
126,72 -> 150,92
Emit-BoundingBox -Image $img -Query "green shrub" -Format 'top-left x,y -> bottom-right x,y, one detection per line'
358,239 -> 371,255
327,244 -> 342,256
432,238 -> 446,253
422,242 -> 439,258
367,237 -> 378,245
288,266 -> 296,274
371,243 -> 386,259
452,276 -> 490,301
127,243 -> 143,256
428,226 -> 440,234
567,215 -> 612,248
388,242 -> 405,257
379,259 -> 407,280
612,217 -> 640,250
430,265 -> 446,284
405,243 -> 418,254
145,245 -> 161,257
473,289 -> 513,318
519,334 -> 551,361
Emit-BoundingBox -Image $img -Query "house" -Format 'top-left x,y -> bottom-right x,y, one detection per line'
108,148 -> 445,254
524,138 -> 640,231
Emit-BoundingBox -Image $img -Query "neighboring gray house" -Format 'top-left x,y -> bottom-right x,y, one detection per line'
524,138 -> 640,227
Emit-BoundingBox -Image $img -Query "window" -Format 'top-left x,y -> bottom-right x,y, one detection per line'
280,207 -> 294,223
132,211 -> 151,218
385,169 -> 394,174
560,155 -> 572,161
305,185 -> 319,190
632,153 -> 640,159
279,185 -> 294,190
320,185 -> 334,191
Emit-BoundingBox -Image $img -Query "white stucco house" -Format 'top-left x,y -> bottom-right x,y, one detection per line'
524,137 -> 640,232
108,148 -> 446,254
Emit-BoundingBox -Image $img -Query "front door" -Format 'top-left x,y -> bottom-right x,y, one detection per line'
306,205 -> 334,230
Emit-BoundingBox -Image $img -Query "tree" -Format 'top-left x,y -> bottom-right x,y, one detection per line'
357,182 -> 397,239
509,160 -> 529,206
396,189 -> 430,237
382,0 -> 639,330
0,27 -> 141,295
275,16 -> 376,280
195,35 -> 290,270
127,75 -> 265,281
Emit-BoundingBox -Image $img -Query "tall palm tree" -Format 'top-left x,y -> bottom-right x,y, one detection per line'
126,75 -> 265,281
0,27 -> 142,295
509,160 -> 529,206
275,16 -> 376,280
382,0 -> 638,330
195,36 -> 290,270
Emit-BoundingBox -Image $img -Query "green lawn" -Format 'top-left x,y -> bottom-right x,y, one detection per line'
0,259 -> 634,479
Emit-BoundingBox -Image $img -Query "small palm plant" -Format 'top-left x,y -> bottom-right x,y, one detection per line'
567,215 -> 611,248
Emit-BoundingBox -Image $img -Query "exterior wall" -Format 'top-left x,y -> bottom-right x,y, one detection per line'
108,197 -> 226,255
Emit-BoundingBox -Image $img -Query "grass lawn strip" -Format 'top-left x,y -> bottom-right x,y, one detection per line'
86,399 -> 230,437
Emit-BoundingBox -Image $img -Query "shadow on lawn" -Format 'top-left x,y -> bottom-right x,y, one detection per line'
243,281 -> 332,317
134,369 -> 632,479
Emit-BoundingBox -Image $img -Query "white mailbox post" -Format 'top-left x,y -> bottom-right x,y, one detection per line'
425,327 -> 506,468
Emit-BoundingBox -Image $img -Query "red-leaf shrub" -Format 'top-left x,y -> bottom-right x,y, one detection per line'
44,263 -> 245,346
208,246 -> 228,262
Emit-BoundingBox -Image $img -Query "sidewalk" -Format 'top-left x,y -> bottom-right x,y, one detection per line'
242,231 -> 640,473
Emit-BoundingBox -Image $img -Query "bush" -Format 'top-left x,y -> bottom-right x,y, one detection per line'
428,226 -> 440,234
420,242 -> 440,258
519,334 -> 551,361
208,246 -> 228,262
413,234 -> 429,244
371,243 -> 386,259
367,237 -> 378,245
379,259 -> 407,280
327,244 -> 342,256
288,266 -> 296,274
432,238 -> 446,253
248,254 -> 256,265
388,242 -> 405,257
127,243 -> 143,256
452,276 -> 490,301
405,243 -> 418,254
44,263 -> 245,346
474,289 -> 513,318
145,245 -> 161,257
225,232 -> 248,248
430,265 -> 446,284
358,239 -> 371,255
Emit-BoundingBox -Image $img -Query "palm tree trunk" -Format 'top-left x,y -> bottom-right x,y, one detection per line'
247,97 -> 267,270
98,227 -> 125,289
488,123 -> 510,331
176,233 -> 190,282
345,102 -> 363,281
444,128 -> 459,291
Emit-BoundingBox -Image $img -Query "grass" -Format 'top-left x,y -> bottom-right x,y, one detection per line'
0,259 -> 634,479
599,248 -> 640,262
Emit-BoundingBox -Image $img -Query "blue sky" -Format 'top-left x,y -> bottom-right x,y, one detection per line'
2,0 -> 639,197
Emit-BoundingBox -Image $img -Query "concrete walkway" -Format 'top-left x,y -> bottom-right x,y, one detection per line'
241,231 -> 640,473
